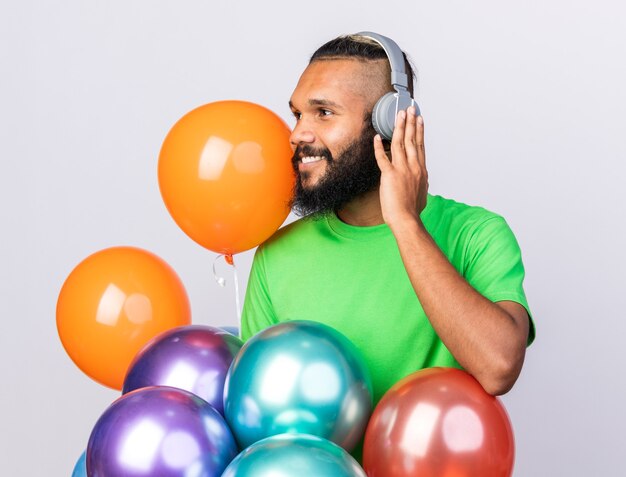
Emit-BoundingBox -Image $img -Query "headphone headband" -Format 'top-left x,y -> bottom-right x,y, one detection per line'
355,31 -> 410,93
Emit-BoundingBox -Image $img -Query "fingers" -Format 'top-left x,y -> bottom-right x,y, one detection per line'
376,107 -> 426,174
404,107 -> 418,169
391,110 -> 407,168
373,134 -> 392,172
416,113 -> 426,170
392,106 -> 425,169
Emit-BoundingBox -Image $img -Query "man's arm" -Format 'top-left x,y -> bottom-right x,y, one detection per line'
373,108 -> 529,395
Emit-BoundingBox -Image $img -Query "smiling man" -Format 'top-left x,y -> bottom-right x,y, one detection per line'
241,33 -> 534,403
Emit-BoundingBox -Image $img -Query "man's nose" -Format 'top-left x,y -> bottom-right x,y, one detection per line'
290,121 -> 315,148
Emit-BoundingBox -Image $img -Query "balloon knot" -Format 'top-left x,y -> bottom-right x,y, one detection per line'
225,254 -> 234,266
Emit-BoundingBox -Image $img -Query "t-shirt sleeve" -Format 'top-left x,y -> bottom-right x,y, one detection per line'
241,246 -> 279,341
463,216 -> 535,345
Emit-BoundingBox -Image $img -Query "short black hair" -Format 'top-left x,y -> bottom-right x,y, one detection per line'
309,34 -> 416,97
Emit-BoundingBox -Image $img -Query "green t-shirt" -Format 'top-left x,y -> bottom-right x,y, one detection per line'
242,194 -> 534,403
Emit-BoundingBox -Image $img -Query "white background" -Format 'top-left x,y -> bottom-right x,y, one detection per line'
1,1 -> 624,475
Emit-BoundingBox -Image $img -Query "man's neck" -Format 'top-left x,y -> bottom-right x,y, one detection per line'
336,189 -> 384,226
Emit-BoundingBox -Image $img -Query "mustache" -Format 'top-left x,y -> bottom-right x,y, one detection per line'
291,145 -> 333,167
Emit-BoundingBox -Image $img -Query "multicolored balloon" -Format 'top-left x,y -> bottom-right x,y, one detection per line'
363,368 -> 515,477
221,434 -> 366,477
123,325 -> 242,415
56,246 -> 191,389
224,321 -> 373,451
87,386 -> 237,477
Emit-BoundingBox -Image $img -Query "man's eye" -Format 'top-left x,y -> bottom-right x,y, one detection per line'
292,111 -> 302,120
319,109 -> 333,117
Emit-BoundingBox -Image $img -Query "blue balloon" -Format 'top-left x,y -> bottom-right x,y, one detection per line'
222,434 -> 366,476
220,326 -> 240,337
71,451 -> 86,477
88,386 -> 237,477
224,321 -> 372,452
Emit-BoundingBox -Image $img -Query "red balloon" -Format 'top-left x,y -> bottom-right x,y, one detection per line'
363,368 -> 514,477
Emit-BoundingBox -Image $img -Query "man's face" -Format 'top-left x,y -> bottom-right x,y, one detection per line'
288,59 -> 387,216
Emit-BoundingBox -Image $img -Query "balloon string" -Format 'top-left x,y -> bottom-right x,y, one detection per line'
212,254 -> 227,288
230,255 -> 242,338
212,254 -> 242,338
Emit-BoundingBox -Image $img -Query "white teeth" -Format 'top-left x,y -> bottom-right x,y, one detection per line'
301,156 -> 325,164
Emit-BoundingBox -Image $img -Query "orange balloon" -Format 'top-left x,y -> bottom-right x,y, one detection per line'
363,368 -> 515,477
158,100 -> 295,255
56,247 -> 191,390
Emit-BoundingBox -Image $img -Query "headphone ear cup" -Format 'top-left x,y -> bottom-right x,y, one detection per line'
372,92 -> 397,141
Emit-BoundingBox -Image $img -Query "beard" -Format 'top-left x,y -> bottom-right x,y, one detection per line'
290,122 -> 381,217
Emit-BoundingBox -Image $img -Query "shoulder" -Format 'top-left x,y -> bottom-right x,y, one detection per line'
257,215 -> 328,255
422,194 -> 520,263
424,194 -> 506,234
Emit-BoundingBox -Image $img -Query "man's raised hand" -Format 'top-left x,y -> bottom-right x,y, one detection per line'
373,105 -> 429,231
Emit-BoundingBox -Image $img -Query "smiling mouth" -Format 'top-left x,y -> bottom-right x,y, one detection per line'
300,155 -> 327,164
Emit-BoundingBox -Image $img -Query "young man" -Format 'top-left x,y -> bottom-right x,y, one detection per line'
242,34 -> 534,402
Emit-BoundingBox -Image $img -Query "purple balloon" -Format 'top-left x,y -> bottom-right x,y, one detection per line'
87,386 -> 237,477
123,325 -> 242,415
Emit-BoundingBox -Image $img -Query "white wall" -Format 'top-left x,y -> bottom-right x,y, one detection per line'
1,1 -> 624,475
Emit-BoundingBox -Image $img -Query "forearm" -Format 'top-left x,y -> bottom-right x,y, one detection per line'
392,217 -> 528,395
